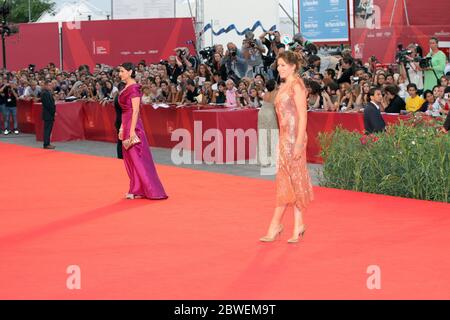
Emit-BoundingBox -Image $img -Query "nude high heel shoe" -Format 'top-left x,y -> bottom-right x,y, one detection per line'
259,225 -> 284,242
287,225 -> 307,244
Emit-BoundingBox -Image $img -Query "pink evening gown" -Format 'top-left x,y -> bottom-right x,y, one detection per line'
118,83 -> 168,200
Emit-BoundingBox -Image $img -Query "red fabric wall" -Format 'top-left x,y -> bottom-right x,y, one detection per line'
62,18 -> 196,70
2,22 -> 60,71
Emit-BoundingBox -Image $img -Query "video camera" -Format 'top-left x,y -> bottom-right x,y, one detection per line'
199,47 -> 216,60
396,49 -> 412,64
418,57 -> 432,69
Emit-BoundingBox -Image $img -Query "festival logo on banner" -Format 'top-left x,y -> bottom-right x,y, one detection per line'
93,41 -> 110,55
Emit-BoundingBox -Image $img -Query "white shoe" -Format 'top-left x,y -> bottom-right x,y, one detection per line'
4,130 -> 9,135
125,193 -> 143,200
14,130 -> 19,135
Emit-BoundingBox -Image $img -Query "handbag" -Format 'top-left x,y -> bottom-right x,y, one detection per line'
123,135 -> 141,150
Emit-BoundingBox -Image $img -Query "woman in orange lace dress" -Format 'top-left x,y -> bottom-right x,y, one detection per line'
260,51 -> 314,243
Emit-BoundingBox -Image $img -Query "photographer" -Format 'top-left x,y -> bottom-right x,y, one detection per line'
260,30 -> 285,78
242,31 -> 266,78
165,55 -> 184,84
399,44 -> 424,93
423,37 -> 447,91
222,42 -> 248,80
1,81 -> 19,135
337,57 -> 355,85
175,47 -> 199,71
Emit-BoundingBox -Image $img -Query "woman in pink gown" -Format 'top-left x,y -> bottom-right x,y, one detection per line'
118,63 -> 168,200
260,51 -> 313,243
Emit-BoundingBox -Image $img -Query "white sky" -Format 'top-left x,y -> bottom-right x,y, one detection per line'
52,0 -> 296,18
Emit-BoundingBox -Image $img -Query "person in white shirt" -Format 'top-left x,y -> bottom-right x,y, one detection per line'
21,80 -> 41,99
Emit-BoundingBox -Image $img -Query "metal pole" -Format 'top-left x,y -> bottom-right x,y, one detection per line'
292,0 -> 295,35
28,0 -> 31,22
174,0 -> 176,18
279,3 -> 299,29
403,0 -> 410,26
2,32 -> 6,69
389,0 -> 398,27
111,0 -> 113,20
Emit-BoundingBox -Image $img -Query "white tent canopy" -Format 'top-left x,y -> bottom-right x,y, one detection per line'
37,0 -> 109,23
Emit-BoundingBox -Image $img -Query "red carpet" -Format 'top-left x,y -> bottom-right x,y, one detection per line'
0,142 -> 449,300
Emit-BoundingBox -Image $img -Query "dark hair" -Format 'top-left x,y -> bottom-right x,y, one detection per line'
308,55 -> 321,65
326,68 -> 336,79
354,67 -> 365,75
369,87 -> 382,98
325,81 -> 339,92
432,85 -> 442,92
255,73 -> 266,82
423,89 -> 433,98
307,79 -> 322,95
342,57 -> 354,66
305,43 -> 318,55
186,79 -> 196,87
117,81 -> 126,91
121,62 -> 136,78
384,85 -> 399,96
430,37 -> 439,44
266,79 -> 277,92
407,83 -> 417,91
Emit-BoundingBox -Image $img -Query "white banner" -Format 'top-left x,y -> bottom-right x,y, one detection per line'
113,0 -> 175,19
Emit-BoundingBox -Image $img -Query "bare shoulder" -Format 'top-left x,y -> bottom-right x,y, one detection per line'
293,77 -> 306,94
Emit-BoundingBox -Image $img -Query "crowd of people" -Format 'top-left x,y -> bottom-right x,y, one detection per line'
1,32 -> 449,136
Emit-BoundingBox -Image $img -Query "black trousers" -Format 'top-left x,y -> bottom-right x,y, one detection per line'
117,139 -> 123,159
116,126 -> 123,159
43,120 -> 54,147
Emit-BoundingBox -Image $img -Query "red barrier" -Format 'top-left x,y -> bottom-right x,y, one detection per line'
306,111 -> 409,163
16,100 -> 35,134
32,101 -> 85,142
192,109 -> 259,163
17,100 -> 412,164
83,101 -> 117,143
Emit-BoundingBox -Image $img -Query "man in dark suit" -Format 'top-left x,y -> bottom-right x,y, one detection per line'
364,87 -> 386,134
41,80 -> 56,149
114,82 -> 126,159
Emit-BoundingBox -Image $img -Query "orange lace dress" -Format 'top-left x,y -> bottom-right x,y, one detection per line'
274,76 -> 314,210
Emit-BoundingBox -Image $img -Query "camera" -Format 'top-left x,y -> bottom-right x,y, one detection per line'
352,76 -> 360,83
199,47 -> 215,60
177,49 -> 186,57
159,60 -> 169,66
28,64 -> 36,72
418,57 -> 432,69
288,41 -> 301,51
396,49 -> 412,64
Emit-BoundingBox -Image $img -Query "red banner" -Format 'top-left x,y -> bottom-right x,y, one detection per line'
352,25 -> 450,64
2,22 -> 60,71
353,0 -> 450,29
62,18 -> 197,70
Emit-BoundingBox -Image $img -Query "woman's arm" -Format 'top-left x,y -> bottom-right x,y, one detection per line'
312,94 -> 320,109
293,82 -> 308,160
129,97 -> 140,138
